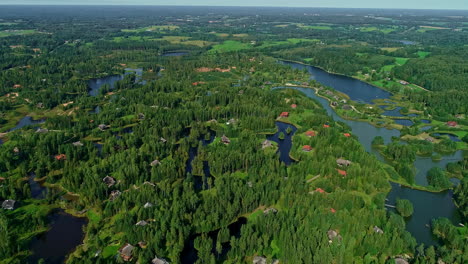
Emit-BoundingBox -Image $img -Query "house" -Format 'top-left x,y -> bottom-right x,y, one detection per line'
103,176 -> 116,187
262,140 -> 273,149
144,202 -> 153,208
343,133 -> 351,137
55,154 -> 67,161
13,84 -> 21,89
279,112 -> 289,118
110,190 -> 121,201
221,135 -> 231,145
302,145 -> 312,152
72,141 -> 84,147
399,80 -> 409,85
138,241 -> 147,248
263,208 -> 278,214
394,258 -> 409,264
305,131 -> 316,137
337,169 -> 347,176
36,128 -> 49,133
342,105 -> 352,110
330,208 -> 337,213
150,160 -> 161,166
98,124 -> 108,131
373,226 -> 384,234
118,243 -> 134,262
447,121 -> 458,127
315,188 -> 326,194
135,220 -> 148,226
152,256 -> 170,264
13,147 -> 19,153
336,158 -> 352,166
323,124 -> 330,128
160,137 -> 167,143
138,113 -> 145,120
327,229 -> 342,242
425,137 -> 435,143
291,104 -> 297,109
2,200 -> 15,210
331,101 -> 338,106
253,256 -> 279,264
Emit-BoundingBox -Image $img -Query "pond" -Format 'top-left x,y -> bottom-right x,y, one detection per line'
9,116 -> 46,132
279,60 -> 392,104
27,173 -> 87,263
394,119 -> 414,126
432,133 -> 461,142
185,130 -> 216,192
420,126 -> 432,132
266,121 -> 298,165
276,61 -> 464,245
88,68 -> 143,97
414,150 -> 465,186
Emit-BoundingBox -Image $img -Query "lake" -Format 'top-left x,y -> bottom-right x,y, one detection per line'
267,121 -> 298,165
88,68 -> 143,96
9,116 -> 46,132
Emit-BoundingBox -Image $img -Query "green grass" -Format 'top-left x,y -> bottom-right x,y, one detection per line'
395,57 -> 409,65
360,27 -> 396,34
121,25 -> 179,32
417,51 -> 431,58
258,38 -> 319,49
247,210 -> 263,221
102,244 -> 120,258
0,22 -> 18,26
0,29 -> 38,37
298,24 -> 332,30
87,209 -> 102,224
209,40 -> 251,53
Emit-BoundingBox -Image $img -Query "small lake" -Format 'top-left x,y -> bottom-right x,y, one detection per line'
266,121 -> 297,165
414,150 -> 465,186
88,68 -> 143,97
432,133 -> 461,142
382,106 -> 418,118
394,119 -> 414,126
185,130 -> 216,191
9,116 -> 46,132
279,61 -> 392,104
276,60 -> 465,245
420,126 -> 432,132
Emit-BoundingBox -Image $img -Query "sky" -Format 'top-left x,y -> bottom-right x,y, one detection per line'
0,0 -> 467,10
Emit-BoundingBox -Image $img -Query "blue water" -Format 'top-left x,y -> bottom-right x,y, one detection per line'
267,121 -> 298,166
395,119 -> 414,126
9,116 -> 46,132
432,133 -> 461,142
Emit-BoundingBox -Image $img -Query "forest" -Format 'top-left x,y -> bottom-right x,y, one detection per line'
0,5 -> 467,264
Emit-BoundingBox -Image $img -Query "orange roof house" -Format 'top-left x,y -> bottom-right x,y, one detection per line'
13,84 -> 21,89
280,112 -> 289,118
323,124 -> 330,128
343,133 -> 351,137
315,188 -> 326,194
330,208 -> 337,213
291,104 -> 297,109
55,154 -> 67,161
305,131 -> 316,137
302,145 -> 312,152
336,169 -> 347,176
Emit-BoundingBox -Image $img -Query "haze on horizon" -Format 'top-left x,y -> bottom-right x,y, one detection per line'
1,0 -> 467,10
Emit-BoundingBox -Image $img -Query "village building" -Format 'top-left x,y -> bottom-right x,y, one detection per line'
262,140 -> 273,149
55,154 -> 67,161
138,113 -> 145,120
330,208 -> 337,213
394,258 -> 409,264
13,147 -> 19,153
279,112 -> 289,118
36,128 -> 49,133
315,188 -> 326,194
331,101 -> 338,106
305,130 -> 317,137
98,124 -> 109,131
221,135 -> 231,144
291,104 -> 297,109
336,158 -> 352,166
446,121 -> 458,127
72,141 -> 84,147
135,220 -> 148,226
323,124 -> 330,128
150,160 -> 161,166
160,137 -> 167,143
118,243 -> 135,261
325,90 -> 334,96
327,230 -> 343,243
253,256 -> 279,264
2,200 -> 15,210
342,105 -> 352,110
226,118 -> 238,125
152,256 -> 170,264
138,241 -> 147,248
302,145 -> 312,152
36,102 -> 44,108
373,226 -> 384,234
13,84 -> 21,89
110,190 -> 121,201
263,208 -> 278,214
343,133 -> 351,137
144,202 -> 154,208
103,176 -> 116,187
425,137 -> 435,143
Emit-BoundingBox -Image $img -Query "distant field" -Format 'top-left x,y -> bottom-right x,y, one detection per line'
258,38 -> 319,48
121,25 -> 179,33
417,51 -> 431,58
0,22 -> 18,26
112,35 -> 212,47
380,47 -> 400,52
417,26 -> 450,33
209,40 -> 251,53
0,29 -> 38,37
360,27 -> 396,34
395,57 -> 409,65
233,33 -> 248,37
298,24 -> 332,30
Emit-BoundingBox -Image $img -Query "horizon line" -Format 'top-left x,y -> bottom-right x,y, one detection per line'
0,4 -> 466,11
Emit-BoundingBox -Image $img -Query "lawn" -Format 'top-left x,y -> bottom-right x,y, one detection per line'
209,40 -> 252,53
360,27 -> 396,34
417,51 -> 431,58
121,25 -> 179,32
258,38 -> 319,48
0,29 -> 38,37
395,57 -> 409,65
298,24 -> 332,30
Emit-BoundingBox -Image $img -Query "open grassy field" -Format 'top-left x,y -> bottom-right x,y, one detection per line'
297,24 -> 332,30
380,47 -> 400,52
417,51 -> 431,58
258,38 -> 319,48
121,25 -> 179,32
0,29 -> 38,37
209,40 -> 251,53
417,26 -> 450,33
395,57 -> 409,65
360,27 -> 396,34
112,35 -> 212,47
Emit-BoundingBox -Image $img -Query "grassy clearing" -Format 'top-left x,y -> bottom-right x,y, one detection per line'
395,57 -> 409,65
0,29 -> 38,37
297,24 -> 332,30
258,38 -> 319,48
233,33 -> 248,38
121,25 -> 179,32
360,27 -> 396,34
417,26 -> 450,33
209,40 -> 251,53
417,51 -> 431,58
380,47 -> 400,52
112,35 -> 212,47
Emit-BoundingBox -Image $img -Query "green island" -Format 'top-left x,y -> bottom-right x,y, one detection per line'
0,5 -> 467,264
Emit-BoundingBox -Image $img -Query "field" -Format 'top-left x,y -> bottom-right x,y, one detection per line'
112,35 -> 212,47
417,26 -> 450,33
0,29 -> 38,37
360,26 -> 397,34
258,38 -> 319,48
121,25 -> 179,32
297,24 -> 332,30
417,51 -> 431,58
209,40 -> 252,53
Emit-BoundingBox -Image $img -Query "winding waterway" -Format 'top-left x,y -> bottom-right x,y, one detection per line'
276,61 -> 465,246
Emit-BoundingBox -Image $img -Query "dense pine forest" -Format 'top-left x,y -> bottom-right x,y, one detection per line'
0,6 -> 467,264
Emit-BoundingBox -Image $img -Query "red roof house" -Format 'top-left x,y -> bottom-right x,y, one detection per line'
447,121 -> 458,127
336,169 -> 347,176
280,112 -> 289,118
302,145 -> 312,152
13,84 -> 21,89
315,188 -> 326,194
343,133 -> 351,137
323,124 -> 330,128
330,208 -> 337,213
55,154 -> 67,161
305,131 -> 316,137
291,104 -> 297,109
